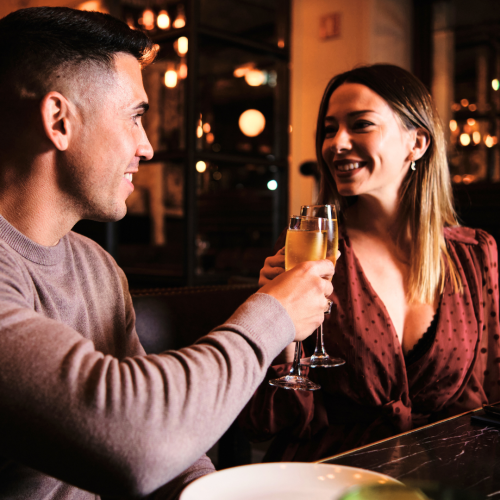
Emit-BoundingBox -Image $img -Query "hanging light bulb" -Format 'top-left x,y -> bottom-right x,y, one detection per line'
178,62 -> 188,79
157,10 -> 170,29
142,9 -> 155,30
175,37 -> 188,56
164,70 -> 178,88
173,5 -> 186,28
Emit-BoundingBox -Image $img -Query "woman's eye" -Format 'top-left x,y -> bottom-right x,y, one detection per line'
324,125 -> 337,136
353,120 -> 373,130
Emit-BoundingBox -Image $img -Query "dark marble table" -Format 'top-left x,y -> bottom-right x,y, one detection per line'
320,407 -> 500,497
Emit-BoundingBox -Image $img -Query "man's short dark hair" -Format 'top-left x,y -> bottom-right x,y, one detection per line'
0,7 -> 157,99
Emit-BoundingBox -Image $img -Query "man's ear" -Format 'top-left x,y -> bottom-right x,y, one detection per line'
40,92 -> 74,151
407,127 -> 431,162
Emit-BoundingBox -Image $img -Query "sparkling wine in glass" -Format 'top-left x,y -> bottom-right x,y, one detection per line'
299,205 -> 345,368
269,215 -> 327,391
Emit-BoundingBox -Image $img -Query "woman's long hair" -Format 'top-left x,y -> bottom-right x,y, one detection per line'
316,64 -> 461,304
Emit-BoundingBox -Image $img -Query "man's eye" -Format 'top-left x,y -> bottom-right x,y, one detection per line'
133,114 -> 143,125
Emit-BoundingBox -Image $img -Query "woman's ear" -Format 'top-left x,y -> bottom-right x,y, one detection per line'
408,127 -> 431,162
40,92 -> 73,151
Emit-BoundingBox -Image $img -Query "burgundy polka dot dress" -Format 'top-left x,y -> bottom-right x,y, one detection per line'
239,226 -> 500,462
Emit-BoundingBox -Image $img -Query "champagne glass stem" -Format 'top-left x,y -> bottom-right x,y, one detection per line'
288,342 -> 303,377
313,325 -> 327,358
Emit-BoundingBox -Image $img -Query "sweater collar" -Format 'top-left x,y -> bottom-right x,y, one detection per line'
0,215 -> 66,266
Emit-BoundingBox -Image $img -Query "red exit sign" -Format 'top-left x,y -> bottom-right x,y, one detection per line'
320,12 -> 341,40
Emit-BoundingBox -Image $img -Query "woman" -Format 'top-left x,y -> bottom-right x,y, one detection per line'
239,64 -> 500,462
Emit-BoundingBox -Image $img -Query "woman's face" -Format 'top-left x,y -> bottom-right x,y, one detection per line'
321,83 -> 416,200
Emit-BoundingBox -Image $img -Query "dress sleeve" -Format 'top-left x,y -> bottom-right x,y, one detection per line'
473,230 -> 500,404
238,357 -> 316,445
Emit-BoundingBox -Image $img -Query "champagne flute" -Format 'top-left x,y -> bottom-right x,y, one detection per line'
269,215 -> 327,391
300,205 -> 345,368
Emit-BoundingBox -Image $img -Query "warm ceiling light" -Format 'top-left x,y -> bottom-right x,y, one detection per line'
467,118 -> 475,126
164,70 -> 177,88
178,63 -> 187,79
245,69 -> 266,87
485,135 -> 495,148
157,10 -> 170,29
203,123 -> 211,133
460,99 -> 469,107
173,6 -> 186,28
76,1 -> 108,13
469,104 -> 477,111
449,120 -> 457,132
196,161 -> 207,173
239,109 -> 266,137
473,131 -> 481,144
176,37 -> 188,55
197,125 -> 203,138
459,133 -> 471,146
142,9 -> 155,30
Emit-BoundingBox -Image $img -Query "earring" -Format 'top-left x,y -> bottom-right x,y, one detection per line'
410,161 -> 416,171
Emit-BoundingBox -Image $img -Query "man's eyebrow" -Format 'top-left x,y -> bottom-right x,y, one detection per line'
325,109 -> 375,121
133,102 -> 150,113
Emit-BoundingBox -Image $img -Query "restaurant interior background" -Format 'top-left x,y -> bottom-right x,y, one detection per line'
3,0 -> 500,288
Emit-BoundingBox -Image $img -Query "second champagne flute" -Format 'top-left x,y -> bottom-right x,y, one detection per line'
300,204 -> 345,368
269,215 -> 327,391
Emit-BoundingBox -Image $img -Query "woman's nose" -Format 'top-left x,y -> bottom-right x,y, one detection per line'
330,127 -> 351,153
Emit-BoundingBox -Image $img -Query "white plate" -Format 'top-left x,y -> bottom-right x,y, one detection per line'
180,462 -> 401,500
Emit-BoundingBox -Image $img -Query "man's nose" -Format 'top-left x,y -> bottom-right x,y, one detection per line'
137,130 -> 154,161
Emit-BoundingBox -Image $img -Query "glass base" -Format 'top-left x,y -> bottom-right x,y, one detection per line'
301,355 -> 345,368
269,375 -> 321,391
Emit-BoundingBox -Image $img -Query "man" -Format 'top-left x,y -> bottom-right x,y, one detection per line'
0,6 -> 334,500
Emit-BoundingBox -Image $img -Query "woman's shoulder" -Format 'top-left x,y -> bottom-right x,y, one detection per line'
444,225 -> 496,247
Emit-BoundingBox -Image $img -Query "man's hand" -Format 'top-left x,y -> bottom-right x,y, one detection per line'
259,259 -> 334,342
258,247 -> 285,287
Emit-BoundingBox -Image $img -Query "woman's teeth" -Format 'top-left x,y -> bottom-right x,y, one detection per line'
337,162 -> 362,172
124,173 -> 133,182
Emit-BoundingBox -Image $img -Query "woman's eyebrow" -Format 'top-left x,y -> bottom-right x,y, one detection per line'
324,109 -> 375,121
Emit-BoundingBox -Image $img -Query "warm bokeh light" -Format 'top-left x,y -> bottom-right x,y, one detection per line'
157,10 -> 170,29
76,1 -> 108,13
245,69 -> 266,86
277,40 -> 285,48
463,175 -> 475,184
142,9 -> 155,30
461,99 -> 469,107
473,131 -> 481,144
213,172 -> 222,180
467,118 -> 476,126
233,65 -> 250,78
493,79 -> 500,91
460,133 -> 471,146
203,123 -> 211,133
176,37 -> 188,55
469,104 -> 477,111
485,135 -> 497,148
206,133 -> 214,144
449,120 -> 458,132
453,174 -> 462,184
173,7 -> 186,28
196,125 -> 203,138
178,63 -> 187,79
164,70 -> 177,88
267,180 -> 278,191
196,161 -> 207,173
239,109 -> 266,137
451,103 -> 461,111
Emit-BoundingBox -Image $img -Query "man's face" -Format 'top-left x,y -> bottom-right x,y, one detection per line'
61,52 -> 153,222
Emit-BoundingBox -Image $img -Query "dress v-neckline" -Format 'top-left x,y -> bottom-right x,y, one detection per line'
341,230 -> 443,359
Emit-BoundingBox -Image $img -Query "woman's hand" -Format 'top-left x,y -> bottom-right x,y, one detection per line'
258,247 -> 285,287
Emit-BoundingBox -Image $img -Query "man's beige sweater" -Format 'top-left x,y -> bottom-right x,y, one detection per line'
0,215 -> 294,499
